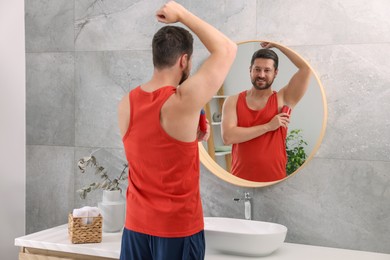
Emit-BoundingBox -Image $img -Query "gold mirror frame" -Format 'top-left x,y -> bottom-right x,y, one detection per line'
199,40 -> 328,187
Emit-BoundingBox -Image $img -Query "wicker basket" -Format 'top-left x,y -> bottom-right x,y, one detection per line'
68,213 -> 102,244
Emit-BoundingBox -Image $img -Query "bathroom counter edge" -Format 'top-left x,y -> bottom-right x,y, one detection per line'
15,224 -> 390,260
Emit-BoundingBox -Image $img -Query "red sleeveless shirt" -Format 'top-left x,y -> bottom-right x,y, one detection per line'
231,91 -> 287,182
122,86 -> 203,237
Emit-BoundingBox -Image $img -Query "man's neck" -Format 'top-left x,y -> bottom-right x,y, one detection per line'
141,68 -> 180,92
247,87 -> 273,99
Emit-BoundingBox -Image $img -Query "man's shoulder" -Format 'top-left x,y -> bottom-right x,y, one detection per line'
223,93 -> 240,109
119,92 -> 130,105
228,91 -> 242,99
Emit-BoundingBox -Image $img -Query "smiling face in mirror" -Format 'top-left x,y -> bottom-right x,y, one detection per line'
201,40 -> 327,185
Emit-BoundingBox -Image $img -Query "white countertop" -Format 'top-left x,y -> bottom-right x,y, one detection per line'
15,224 -> 390,260
15,224 -> 121,259
206,244 -> 390,260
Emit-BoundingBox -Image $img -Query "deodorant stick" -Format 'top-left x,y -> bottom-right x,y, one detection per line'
199,109 -> 207,132
281,105 -> 291,116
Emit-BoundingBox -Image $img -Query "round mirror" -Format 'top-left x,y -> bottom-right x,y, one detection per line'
200,40 -> 327,187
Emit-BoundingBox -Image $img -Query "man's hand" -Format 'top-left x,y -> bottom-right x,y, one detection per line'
267,113 -> 290,131
197,119 -> 210,142
260,42 -> 275,49
156,1 -> 186,24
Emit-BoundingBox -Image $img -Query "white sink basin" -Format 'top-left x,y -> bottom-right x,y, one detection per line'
204,217 -> 287,257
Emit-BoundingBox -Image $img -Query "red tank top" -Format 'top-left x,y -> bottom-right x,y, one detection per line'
122,86 -> 203,237
231,91 -> 287,182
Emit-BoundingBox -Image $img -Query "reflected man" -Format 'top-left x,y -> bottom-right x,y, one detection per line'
221,42 -> 311,182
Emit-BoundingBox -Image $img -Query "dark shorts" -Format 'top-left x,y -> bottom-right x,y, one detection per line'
120,228 -> 205,260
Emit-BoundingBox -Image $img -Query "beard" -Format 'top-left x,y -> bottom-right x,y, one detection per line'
251,77 -> 274,90
179,66 -> 190,85
179,71 -> 189,85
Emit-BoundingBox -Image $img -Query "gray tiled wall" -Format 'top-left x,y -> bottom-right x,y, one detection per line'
25,0 -> 390,254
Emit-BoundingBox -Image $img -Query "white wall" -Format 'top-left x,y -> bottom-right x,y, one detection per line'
0,0 -> 26,258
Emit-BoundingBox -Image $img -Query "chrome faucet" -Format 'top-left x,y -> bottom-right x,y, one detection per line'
233,192 -> 251,220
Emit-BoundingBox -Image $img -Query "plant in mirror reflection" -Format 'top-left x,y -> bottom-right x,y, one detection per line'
77,148 -> 128,199
286,129 -> 307,175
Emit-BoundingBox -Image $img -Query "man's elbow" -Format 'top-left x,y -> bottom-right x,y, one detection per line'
226,41 -> 237,61
219,40 -> 237,63
222,134 -> 233,145
301,66 -> 311,75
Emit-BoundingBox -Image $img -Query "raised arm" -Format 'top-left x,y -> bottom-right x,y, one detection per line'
261,42 -> 311,108
221,95 -> 289,145
156,1 -> 237,112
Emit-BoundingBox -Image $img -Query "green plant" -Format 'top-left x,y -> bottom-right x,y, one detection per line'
286,129 -> 308,175
77,151 -> 128,199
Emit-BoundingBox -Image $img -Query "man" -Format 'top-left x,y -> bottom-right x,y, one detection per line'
117,1 -> 236,259
221,42 -> 310,182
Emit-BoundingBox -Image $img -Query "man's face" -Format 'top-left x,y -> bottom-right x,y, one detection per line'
250,58 -> 278,90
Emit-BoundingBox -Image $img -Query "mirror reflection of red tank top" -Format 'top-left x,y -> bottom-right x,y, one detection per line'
231,90 -> 287,182
122,86 -> 203,237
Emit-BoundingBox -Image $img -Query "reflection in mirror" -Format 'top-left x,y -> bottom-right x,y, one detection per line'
201,40 -> 327,186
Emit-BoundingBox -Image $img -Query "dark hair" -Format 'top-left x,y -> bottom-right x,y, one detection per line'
250,49 -> 279,70
152,26 -> 194,69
